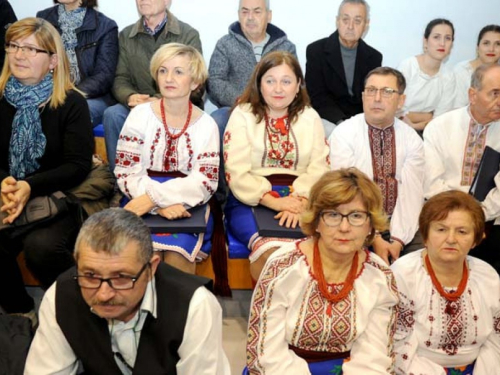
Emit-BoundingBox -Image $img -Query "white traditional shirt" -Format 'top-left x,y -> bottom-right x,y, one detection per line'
329,114 -> 424,244
453,60 -> 475,109
114,102 -> 220,209
247,241 -> 399,374
423,106 -> 500,222
391,250 -> 500,374
223,104 -> 330,206
398,56 -> 456,117
25,280 -> 230,375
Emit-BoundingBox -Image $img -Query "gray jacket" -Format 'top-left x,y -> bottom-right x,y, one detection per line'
207,22 -> 296,108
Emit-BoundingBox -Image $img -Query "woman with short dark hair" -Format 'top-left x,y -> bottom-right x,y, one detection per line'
392,190 -> 500,374
37,0 -> 118,125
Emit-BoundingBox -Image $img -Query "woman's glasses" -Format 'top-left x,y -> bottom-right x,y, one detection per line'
320,210 -> 369,227
5,42 -> 51,57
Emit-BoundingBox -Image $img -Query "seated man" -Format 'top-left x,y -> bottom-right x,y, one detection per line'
306,0 -> 382,138
103,0 -> 202,171
329,67 -> 424,264
424,64 -> 500,273
25,208 -> 230,374
207,0 -> 296,135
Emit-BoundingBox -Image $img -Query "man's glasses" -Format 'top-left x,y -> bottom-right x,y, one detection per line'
364,86 -> 400,99
320,210 -> 370,227
74,262 -> 150,290
5,42 -> 51,57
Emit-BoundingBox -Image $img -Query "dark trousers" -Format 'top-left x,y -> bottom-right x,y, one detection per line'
0,212 -> 80,313
469,223 -> 500,275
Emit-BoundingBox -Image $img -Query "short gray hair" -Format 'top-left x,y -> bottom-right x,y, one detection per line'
471,64 -> 500,91
238,0 -> 270,11
74,208 -> 153,264
337,0 -> 370,20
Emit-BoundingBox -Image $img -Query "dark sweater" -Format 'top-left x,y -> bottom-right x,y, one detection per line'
0,90 -> 93,197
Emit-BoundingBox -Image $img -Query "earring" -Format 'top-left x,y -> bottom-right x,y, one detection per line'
50,69 -> 54,73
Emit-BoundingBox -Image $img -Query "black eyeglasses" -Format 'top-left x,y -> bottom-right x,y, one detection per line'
74,262 -> 150,290
364,86 -> 400,98
320,210 -> 370,227
5,42 -> 51,57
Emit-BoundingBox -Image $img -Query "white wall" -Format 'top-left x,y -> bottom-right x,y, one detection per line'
10,0 -> 500,68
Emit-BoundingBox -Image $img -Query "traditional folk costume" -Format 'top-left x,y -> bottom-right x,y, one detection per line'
246,241 -> 399,374
223,104 -> 330,261
398,56 -> 456,117
114,102 -> 219,261
423,107 -> 500,223
329,114 -> 424,246
391,251 -> 500,375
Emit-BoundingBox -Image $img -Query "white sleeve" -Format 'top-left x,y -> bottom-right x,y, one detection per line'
343,268 -> 399,374
423,120 -> 452,199
246,261 -> 311,374
434,71 -> 456,117
392,270 -> 446,375
177,287 -> 231,375
328,123 -> 357,170
390,128 -> 424,244
24,284 -> 80,375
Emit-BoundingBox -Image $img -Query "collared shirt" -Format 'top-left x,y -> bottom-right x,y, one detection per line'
25,278 -> 231,375
143,14 -> 168,36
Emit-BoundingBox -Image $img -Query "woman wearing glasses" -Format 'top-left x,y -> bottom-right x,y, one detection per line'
392,190 -> 500,374
0,18 -> 92,324
397,19 -> 456,131
247,168 -> 398,374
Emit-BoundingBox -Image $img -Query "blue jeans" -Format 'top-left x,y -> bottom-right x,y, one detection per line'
87,93 -> 116,126
103,103 -> 130,172
210,107 -> 231,202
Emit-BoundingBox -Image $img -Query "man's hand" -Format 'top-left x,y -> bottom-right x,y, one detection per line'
127,94 -> 156,108
123,194 -> 155,216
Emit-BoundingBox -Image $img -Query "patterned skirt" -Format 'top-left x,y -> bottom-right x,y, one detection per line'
444,363 -> 474,375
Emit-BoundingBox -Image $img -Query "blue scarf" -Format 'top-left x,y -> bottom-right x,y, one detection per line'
4,73 -> 53,179
58,4 -> 86,84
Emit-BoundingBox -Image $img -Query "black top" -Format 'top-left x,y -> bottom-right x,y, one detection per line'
0,0 -> 17,68
0,90 -> 93,197
305,31 -> 383,124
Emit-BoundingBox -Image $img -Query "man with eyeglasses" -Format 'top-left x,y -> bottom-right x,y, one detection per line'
305,0 -> 381,138
424,64 -> 500,274
25,208 -> 230,375
329,67 -> 424,264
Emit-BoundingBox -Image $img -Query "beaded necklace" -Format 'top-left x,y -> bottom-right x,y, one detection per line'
425,253 -> 468,303
313,239 -> 359,316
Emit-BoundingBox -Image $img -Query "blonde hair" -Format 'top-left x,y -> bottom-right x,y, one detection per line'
301,168 -> 388,245
150,43 -> 208,91
0,17 -> 78,108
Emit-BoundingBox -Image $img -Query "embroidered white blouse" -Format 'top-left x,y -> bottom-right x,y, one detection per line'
397,56 -> 456,117
329,114 -> 424,245
247,241 -> 399,374
391,250 -> 500,374
223,104 -> 330,206
114,102 -> 220,209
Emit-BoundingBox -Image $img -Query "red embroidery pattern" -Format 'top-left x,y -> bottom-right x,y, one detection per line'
223,131 -> 231,145
262,122 -> 298,169
368,125 -> 398,215
396,291 -> 415,335
199,164 -> 218,182
202,181 -> 215,195
225,171 -> 231,185
118,135 -> 144,144
163,137 -> 179,171
494,314 -> 500,334
150,127 -> 161,168
197,151 -> 219,160
460,120 -> 488,186
247,247 -> 302,372
115,150 -> 140,168
116,173 -> 131,197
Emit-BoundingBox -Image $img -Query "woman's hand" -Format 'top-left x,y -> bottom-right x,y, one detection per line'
260,194 -> 304,213
123,194 -> 155,216
1,177 -> 31,224
157,204 -> 191,221
274,210 -> 300,228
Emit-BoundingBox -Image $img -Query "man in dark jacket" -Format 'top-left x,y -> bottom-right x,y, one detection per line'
0,0 -> 17,68
305,0 -> 382,138
25,209 -> 230,374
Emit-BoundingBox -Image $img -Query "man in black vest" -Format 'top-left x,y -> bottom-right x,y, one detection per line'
305,0 -> 382,138
25,208 -> 230,375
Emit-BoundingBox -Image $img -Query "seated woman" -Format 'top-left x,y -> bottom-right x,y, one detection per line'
114,43 -> 218,275
37,0 -> 119,126
0,18 -> 93,321
397,18 -> 456,131
246,168 -> 399,374
453,25 -> 500,108
223,51 -> 330,280
392,190 -> 500,374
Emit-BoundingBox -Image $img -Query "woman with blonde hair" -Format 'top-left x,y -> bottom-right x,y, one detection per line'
0,17 -> 93,323
247,168 -> 398,374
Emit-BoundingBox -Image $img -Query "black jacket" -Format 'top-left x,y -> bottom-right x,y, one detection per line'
37,6 -> 119,98
0,0 -> 17,68
305,31 -> 382,124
